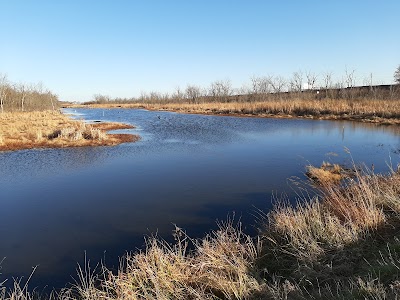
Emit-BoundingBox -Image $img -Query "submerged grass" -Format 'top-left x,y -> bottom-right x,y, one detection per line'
0,111 -> 138,151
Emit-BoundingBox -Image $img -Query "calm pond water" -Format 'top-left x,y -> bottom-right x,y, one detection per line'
1,108 -> 400,289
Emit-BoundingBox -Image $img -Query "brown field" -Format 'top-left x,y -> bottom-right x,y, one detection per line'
0,111 -> 139,152
68,98 -> 400,125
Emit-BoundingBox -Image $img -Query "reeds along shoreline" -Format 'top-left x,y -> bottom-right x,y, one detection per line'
0,111 -> 138,152
2,165 -> 400,299
70,97 -> 400,125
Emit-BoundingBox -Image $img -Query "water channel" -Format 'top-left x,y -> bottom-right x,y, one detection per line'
1,108 -> 399,289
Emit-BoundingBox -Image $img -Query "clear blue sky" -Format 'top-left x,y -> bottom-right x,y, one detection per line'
1,0 -> 399,102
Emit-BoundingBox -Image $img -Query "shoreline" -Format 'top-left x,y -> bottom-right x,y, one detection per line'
65,100 -> 400,126
0,111 -> 139,152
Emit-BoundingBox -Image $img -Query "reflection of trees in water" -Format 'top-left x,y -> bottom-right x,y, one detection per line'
289,120 -> 400,138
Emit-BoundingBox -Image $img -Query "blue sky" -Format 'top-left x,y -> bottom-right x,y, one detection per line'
1,0 -> 399,102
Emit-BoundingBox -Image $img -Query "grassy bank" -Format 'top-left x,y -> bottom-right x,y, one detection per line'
68,98 -> 400,125
2,163 -> 400,299
0,111 -> 139,152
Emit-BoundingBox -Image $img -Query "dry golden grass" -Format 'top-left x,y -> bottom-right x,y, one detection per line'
0,111 -> 138,151
306,161 -> 351,185
264,167 -> 400,268
106,222 -> 262,300
70,98 -> 400,125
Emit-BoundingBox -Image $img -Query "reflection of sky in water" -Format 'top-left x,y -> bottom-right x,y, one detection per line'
0,108 -> 400,289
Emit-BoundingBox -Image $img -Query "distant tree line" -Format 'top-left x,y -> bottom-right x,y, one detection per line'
0,73 -> 59,113
88,68 -> 400,105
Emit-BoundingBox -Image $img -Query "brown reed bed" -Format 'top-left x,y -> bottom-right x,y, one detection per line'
2,163 -> 400,299
69,98 -> 400,125
0,111 -> 138,152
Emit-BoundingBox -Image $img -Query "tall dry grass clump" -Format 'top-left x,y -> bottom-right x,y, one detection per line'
259,165 -> 400,299
265,167 -> 397,263
107,221 -> 262,300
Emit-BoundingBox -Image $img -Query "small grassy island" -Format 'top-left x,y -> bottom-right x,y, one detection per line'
0,110 -> 138,152
0,77 -> 138,152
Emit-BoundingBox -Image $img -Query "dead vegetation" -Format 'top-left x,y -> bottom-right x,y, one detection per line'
306,161 -> 355,185
0,111 -> 138,151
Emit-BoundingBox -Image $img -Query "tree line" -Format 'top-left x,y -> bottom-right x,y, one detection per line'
88,67 -> 400,105
0,73 -> 59,113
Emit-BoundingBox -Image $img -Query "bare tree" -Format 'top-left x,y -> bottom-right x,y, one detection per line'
185,84 -> 202,103
305,71 -> 317,90
322,71 -> 333,98
394,65 -> 400,84
172,86 -> 184,102
250,76 -> 271,100
345,68 -> 356,88
208,79 -> 232,102
0,74 -> 8,113
47,90 -> 57,110
290,71 -> 303,93
17,83 -> 29,112
93,94 -> 111,103
269,76 -> 286,94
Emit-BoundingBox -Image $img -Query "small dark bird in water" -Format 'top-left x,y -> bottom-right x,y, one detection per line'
157,115 -> 161,119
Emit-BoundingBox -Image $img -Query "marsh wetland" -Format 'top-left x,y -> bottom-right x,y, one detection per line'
1,108 -> 400,290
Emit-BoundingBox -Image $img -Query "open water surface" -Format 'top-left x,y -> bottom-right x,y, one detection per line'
1,108 -> 400,289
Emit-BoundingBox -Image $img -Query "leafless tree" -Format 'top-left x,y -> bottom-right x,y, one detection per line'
172,86 -> 184,102
208,79 -> 232,102
185,84 -> 202,103
0,74 -> 8,113
345,68 -> 356,88
17,83 -> 29,112
250,76 -> 272,100
93,94 -> 111,103
322,72 -> 333,98
305,71 -> 317,90
290,71 -> 303,93
269,76 -> 286,94
47,90 -> 56,110
394,65 -> 400,84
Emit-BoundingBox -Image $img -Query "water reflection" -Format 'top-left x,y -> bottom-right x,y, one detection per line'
0,108 -> 399,289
